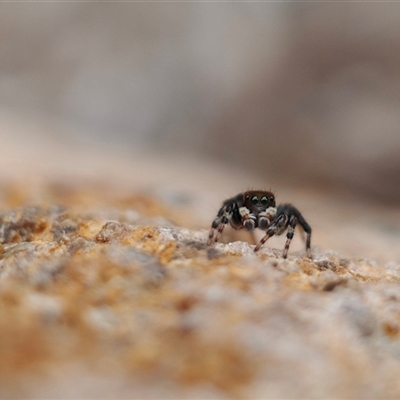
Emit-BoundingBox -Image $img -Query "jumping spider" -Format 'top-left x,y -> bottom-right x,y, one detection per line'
207,190 -> 312,259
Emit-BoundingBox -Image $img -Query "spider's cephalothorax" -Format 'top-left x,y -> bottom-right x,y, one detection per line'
207,190 -> 312,259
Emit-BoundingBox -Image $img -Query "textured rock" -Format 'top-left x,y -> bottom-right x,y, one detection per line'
0,184 -> 400,399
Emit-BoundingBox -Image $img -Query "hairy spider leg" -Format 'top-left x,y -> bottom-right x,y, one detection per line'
207,213 -> 229,245
305,234 -> 312,258
284,204 -> 312,258
207,228 -> 216,246
282,215 -> 297,258
207,204 -> 232,245
207,197 -> 244,245
300,218 -> 312,258
254,203 -> 312,258
254,213 -> 288,253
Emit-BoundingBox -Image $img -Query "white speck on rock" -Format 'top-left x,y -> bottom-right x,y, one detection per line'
25,293 -> 63,322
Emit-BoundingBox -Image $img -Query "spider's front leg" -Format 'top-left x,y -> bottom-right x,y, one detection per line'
207,193 -> 251,245
254,203 -> 312,259
207,200 -> 237,245
207,209 -> 229,245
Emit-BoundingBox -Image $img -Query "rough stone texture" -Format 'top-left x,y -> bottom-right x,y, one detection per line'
1,182 -> 400,399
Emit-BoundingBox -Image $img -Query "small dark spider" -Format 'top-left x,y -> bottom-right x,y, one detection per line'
207,190 -> 312,259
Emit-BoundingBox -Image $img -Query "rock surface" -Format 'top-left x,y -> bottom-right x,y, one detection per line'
1,182 -> 400,399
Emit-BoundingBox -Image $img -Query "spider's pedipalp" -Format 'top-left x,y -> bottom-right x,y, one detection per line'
239,207 -> 256,230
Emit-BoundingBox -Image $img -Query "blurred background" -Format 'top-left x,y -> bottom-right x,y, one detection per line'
1,2 -> 400,260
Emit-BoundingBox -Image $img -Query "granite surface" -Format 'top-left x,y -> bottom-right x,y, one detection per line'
0,181 -> 400,399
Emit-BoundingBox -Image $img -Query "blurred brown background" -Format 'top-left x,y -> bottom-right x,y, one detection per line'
1,3 -> 400,260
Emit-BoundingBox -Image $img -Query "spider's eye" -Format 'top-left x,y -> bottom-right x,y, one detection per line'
251,196 -> 259,205
260,196 -> 268,205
